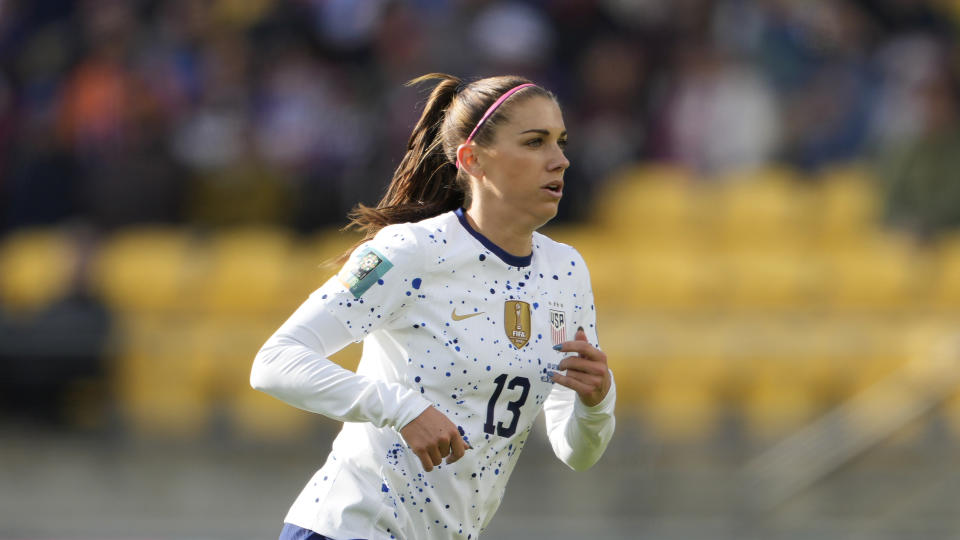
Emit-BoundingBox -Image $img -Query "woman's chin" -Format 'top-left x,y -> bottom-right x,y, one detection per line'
532,204 -> 560,229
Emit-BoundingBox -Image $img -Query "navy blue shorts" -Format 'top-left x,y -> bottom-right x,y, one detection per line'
278,523 -> 337,540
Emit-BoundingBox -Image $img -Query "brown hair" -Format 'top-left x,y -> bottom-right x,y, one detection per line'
337,73 -> 554,262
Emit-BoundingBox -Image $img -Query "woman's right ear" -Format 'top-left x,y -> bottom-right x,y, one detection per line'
456,144 -> 482,177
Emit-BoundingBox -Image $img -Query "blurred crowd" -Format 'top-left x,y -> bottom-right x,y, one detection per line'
2,0 -> 960,236
0,0 -> 960,236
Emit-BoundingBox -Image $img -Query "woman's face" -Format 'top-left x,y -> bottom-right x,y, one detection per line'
472,95 -> 570,229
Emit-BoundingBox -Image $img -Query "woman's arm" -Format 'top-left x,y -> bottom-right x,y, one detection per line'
542,328 -> 617,471
542,250 -> 616,471
251,287 -> 433,429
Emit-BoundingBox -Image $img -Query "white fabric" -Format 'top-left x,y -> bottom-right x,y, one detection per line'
251,210 -> 616,540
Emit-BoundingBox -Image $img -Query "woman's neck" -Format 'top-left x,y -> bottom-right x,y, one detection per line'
463,203 -> 534,257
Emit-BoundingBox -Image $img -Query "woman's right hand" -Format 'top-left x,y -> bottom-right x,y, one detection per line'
400,406 -> 469,472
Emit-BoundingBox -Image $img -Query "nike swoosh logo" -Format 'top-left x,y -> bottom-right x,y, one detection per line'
451,309 -> 485,321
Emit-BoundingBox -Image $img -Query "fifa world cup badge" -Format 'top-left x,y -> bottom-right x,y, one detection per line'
504,300 -> 531,349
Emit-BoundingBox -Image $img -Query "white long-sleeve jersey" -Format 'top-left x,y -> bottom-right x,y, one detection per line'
251,209 -> 616,540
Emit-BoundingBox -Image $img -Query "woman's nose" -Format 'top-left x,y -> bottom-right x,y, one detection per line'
552,146 -> 570,171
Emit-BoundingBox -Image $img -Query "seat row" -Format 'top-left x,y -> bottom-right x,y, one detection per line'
591,162 -> 884,248
105,311 -> 960,444
549,227 -> 960,312
0,226 -> 359,315
5,223 -> 960,316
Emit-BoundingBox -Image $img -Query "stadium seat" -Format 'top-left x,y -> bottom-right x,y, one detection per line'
739,376 -> 819,442
928,232 -> 960,310
812,164 -> 883,249
0,228 -> 75,312
289,229 -> 365,300
642,382 -> 719,444
309,228 -> 364,262
112,316 -> 211,438
709,166 -> 815,251
185,317 -> 313,440
229,388 -> 317,441
591,310 -> 662,408
200,227 -> 296,316
628,319 -> 734,442
713,252 -> 824,311
627,249 -> 719,312
593,163 -> 704,246
775,321 -> 855,397
92,227 -> 197,314
819,233 -> 924,312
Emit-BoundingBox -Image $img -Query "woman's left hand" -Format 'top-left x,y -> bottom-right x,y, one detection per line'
552,327 -> 611,407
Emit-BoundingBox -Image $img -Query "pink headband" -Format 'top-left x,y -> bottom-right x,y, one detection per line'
456,83 -> 536,169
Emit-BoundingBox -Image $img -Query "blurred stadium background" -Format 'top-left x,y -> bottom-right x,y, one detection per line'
4,0 -> 960,539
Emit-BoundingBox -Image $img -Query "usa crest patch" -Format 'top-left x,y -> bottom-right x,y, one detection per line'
338,247 -> 393,298
549,309 -> 566,346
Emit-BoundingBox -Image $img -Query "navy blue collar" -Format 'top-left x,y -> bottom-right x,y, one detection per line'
454,208 -> 532,267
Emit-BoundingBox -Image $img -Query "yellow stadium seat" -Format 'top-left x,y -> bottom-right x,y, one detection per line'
0,228 -> 74,312
658,322 -> 732,382
739,377 -> 819,442
112,316 -> 210,438
714,252 -> 825,311
812,164 -> 883,249
230,389 -> 318,441
288,229 -> 365,300
592,310 -> 666,410
92,227 -> 197,314
201,227 -> 295,316
284,245 -> 334,304
709,166 -> 815,251
627,249 -> 719,312
819,233 -> 924,312
593,163 -> 704,246
907,330 -> 960,442
310,228 -> 364,263
642,382 -> 719,444
827,320 -> 920,404
186,317 -> 314,440
928,232 -> 960,310
631,320 -> 734,442
191,318 -> 274,393
796,320 -> 892,399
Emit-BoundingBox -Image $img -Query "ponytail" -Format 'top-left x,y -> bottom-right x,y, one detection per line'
344,74 -> 465,244
335,72 -> 549,264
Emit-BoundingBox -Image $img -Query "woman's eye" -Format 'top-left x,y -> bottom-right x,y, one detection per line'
558,138 -> 568,149
526,138 -> 543,147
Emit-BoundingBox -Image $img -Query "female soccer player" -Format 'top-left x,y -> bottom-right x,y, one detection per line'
251,73 -> 616,540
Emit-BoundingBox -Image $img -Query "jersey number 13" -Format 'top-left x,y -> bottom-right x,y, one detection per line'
483,373 -> 530,438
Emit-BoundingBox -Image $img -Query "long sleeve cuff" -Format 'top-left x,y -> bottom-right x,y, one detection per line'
544,369 -> 617,471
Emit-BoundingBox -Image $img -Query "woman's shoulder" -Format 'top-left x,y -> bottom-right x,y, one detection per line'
533,230 -> 581,255
365,212 -> 459,257
533,231 -> 588,267
374,212 -> 457,243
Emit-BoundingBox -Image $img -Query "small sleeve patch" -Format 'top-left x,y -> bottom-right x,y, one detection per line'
338,246 -> 393,298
